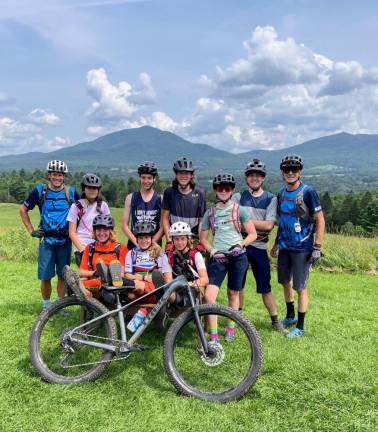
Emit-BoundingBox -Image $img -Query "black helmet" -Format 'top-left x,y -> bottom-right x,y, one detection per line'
92,214 -> 114,229
173,157 -> 194,173
133,222 -> 155,236
137,161 -> 158,176
280,155 -> 303,170
81,173 -> 102,189
245,159 -> 266,176
213,173 -> 236,188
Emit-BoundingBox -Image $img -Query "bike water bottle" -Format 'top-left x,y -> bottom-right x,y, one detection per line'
127,308 -> 148,333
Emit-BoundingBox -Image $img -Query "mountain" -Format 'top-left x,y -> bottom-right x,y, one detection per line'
1,127 -> 377,184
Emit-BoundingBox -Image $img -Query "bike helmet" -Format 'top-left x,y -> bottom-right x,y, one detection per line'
212,173 -> 236,188
46,160 -> 68,173
173,157 -> 194,173
133,222 -> 155,236
245,159 -> 266,176
92,214 -> 114,229
280,155 -> 303,170
169,221 -> 192,237
81,173 -> 102,189
137,161 -> 158,176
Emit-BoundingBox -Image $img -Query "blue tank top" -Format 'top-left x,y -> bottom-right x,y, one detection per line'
128,191 -> 161,249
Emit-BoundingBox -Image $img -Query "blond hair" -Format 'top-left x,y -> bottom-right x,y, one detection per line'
92,229 -> 117,243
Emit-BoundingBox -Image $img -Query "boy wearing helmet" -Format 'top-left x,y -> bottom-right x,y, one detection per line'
233,159 -> 285,333
200,173 -> 257,342
162,157 -> 206,248
122,161 -> 163,250
67,173 -> 110,266
271,155 -> 325,338
20,160 -> 79,309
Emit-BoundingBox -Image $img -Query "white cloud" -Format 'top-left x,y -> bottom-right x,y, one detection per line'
28,108 -> 60,125
46,135 -> 70,149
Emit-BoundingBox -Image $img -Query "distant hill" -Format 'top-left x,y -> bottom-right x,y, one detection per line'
1,126 -> 377,192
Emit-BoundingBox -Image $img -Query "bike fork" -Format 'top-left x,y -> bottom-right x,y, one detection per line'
187,288 -> 209,353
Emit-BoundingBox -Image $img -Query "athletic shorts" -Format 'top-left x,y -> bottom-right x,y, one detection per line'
207,253 -> 248,292
243,245 -> 271,294
38,240 -> 72,280
277,249 -> 311,292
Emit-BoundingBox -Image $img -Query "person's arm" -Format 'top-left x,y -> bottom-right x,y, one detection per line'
68,222 -> 85,252
163,271 -> 173,283
313,210 -> 325,247
19,204 -> 34,235
240,220 -> 257,247
162,209 -> 171,242
251,220 -> 275,231
152,224 -> 164,243
121,193 -> 137,247
199,228 -> 213,254
79,246 -> 95,278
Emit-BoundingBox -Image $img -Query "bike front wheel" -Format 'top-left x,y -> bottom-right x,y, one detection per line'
163,304 -> 263,402
29,296 -> 117,385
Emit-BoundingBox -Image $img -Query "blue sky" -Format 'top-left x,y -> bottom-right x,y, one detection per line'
1,0 -> 378,155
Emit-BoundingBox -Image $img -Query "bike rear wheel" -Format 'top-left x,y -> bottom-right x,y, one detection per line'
163,304 -> 262,402
29,296 -> 117,384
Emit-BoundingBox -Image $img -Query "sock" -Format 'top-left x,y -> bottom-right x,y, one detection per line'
270,315 -> 278,324
42,299 -> 51,308
209,326 -> 218,340
226,320 -> 235,334
286,301 -> 295,319
297,312 -> 306,330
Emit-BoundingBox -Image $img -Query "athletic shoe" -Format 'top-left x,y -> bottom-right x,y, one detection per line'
282,316 -> 298,328
108,260 -> 123,287
272,320 -> 288,334
151,270 -> 165,288
210,334 -> 220,344
95,259 -> 109,284
287,327 -> 305,339
154,303 -> 170,331
63,265 -> 86,299
224,328 -> 235,342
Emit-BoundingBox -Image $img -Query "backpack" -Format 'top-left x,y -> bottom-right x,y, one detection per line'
207,203 -> 241,235
75,200 -> 103,227
167,249 -> 197,270
277,185 -> 313,221
36,183 -> 76,240
87,241 -> 121,271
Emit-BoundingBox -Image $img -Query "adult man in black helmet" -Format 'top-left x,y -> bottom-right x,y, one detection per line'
162,157 -> 206,249
271,155 -> 325,338
233,159 -> 286,333
122,161 -> 163,249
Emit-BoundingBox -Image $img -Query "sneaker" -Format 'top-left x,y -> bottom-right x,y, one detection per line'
287,327 -> 305,339
63,265 -> 86,299
210,334 -> 220,345
154,303 -> 170,331
272,320 -> 289,334
224,328 -> 235,342
108,260 -> 123,287
152,270 -> 165,288
95,259 -> 109,284
282,316 -> 298,328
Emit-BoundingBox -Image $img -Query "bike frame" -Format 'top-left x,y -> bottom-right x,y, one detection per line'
68,275 -> 209,354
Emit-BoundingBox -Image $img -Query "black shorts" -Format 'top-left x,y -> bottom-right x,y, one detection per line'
277,249 -> 311,291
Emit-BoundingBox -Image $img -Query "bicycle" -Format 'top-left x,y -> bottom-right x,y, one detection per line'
29,264 -> 263,403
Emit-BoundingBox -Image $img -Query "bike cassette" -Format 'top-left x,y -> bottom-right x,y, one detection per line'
197,341 -> 225,367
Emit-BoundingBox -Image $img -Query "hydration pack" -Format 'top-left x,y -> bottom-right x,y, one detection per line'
87,241 -> 121,271
207,203 -> 241,235
277,185 -> 313,221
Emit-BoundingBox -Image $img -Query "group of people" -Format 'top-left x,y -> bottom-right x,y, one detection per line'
19,154 -> 325,339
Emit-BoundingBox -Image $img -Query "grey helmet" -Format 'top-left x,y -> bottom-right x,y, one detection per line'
133,221 -> 155,236
245,159 -> 266,176
47,160 -> 68,173
280,155 -> 303,170
137,161 -> 158,176
169,221 -> 192,237
213,173 -> 236,188
173,157 -> 194,173
92,214 -> 114,229
81,173 -> 102,189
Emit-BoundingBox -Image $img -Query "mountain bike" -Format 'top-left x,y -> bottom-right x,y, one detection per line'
29,265 -> 263,403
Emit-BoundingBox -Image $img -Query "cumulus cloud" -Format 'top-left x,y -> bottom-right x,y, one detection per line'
28,108 -> 60,125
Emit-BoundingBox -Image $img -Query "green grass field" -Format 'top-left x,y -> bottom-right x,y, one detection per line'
0,261 -> 377,432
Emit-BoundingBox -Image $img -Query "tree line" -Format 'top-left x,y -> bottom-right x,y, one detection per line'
1,169 -> 377,236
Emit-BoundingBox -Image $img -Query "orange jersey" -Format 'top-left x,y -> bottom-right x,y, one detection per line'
80,241 -> 128,271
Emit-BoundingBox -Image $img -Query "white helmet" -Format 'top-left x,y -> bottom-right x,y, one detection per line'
169,221 -> 192,237
47,160 -> 68,173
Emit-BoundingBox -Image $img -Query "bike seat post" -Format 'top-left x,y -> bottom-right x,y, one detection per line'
115,292 -> 127,343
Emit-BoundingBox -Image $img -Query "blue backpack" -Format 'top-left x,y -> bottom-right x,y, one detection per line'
37,183 -> 76,245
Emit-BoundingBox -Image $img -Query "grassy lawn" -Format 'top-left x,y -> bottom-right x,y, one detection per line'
0,260 -> 377,432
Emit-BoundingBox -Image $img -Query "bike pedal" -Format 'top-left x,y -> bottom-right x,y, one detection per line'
130,344 -> 150,352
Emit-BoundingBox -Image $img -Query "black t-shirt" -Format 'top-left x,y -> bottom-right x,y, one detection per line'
162,186 -> 206,236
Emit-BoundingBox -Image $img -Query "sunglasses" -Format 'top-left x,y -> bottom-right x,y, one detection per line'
215,185 -> 233,192
282,167 -> 300,174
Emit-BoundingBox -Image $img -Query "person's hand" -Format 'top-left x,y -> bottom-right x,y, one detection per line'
31,229 -> 44,238
213,252 -> 228,264
270,244 -> 278,258
308,246 -> 322,265
229,244 -> 244,257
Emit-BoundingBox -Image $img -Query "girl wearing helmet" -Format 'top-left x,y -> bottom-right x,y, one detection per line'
67,173 -> 110,266
124,222 -> 172,303
200,173 -> 257,343
78,214 -> 127,298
